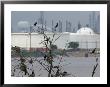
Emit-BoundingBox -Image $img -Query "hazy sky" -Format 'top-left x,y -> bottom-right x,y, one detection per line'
11,11 -> 99,32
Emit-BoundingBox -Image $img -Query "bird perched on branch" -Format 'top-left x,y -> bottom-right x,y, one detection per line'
92,48 -> 96,53
34,22 -> 37,26
91,48 -> 96,54
54,22 -> 58,31
54,22 -> 58,28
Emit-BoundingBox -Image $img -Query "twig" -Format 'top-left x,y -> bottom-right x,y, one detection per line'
92,63 -> 98,77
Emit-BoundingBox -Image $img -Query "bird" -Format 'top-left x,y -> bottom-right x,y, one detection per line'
34,22 -> 37,26
91,48 -> 96,54
54,22 -> 58,28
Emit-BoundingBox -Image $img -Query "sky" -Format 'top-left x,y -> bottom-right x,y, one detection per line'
11,11 -> 100,33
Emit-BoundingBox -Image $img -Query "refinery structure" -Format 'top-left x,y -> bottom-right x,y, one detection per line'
11,11 -> 100,50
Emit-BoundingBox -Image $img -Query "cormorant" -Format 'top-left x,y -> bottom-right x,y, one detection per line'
34,22 -> 37,26
54,22 -> 58,28
91,48 -> 96,54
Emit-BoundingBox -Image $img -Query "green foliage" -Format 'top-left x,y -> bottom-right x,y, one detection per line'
68,42 -> 79,49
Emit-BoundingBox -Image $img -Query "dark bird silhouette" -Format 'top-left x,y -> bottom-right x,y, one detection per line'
34,22 -> 37,26
54,22 -> 58,28
91,48 -> 96,54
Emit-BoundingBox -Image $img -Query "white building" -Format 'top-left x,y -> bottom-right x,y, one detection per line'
11,27 -> 100,49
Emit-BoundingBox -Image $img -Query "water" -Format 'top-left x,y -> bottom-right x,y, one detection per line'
11,56 -> 100,77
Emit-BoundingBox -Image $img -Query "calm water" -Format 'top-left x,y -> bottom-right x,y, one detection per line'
11,56 -> 100,77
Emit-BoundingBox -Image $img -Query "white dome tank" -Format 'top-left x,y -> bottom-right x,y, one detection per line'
76,27 -> 95,35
